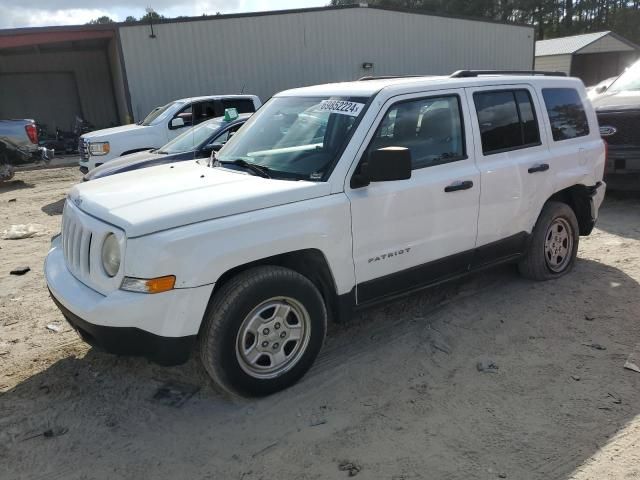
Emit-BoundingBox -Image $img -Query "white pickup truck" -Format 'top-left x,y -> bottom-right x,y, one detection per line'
79,95 -> 261,172
47,71 -> 605,397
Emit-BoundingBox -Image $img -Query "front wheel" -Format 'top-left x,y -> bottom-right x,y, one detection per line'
518,201 -> 579,281
199,266 -> 327,397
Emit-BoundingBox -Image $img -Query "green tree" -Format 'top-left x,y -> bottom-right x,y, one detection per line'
140,11 -> 165,22
328,0 -> 640,44
87,16 -> 115,24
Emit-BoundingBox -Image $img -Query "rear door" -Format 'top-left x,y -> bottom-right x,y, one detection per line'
346,89 -> 481,303
466,84 -> 553,261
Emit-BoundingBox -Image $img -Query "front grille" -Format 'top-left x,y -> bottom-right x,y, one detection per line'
62,206 -> 93,279
79,139 -> 89,161
597,112 -> 640,146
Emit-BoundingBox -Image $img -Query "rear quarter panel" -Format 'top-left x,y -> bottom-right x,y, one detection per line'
534,78 -> 605,193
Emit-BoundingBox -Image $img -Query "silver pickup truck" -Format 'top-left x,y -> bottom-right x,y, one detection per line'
0,119 -> 53,181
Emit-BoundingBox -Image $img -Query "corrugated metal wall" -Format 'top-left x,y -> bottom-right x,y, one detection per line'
0,48 -> 119,129
119,7 -> 534,121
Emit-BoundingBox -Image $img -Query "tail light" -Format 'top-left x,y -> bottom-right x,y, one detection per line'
25,124 -> 38,144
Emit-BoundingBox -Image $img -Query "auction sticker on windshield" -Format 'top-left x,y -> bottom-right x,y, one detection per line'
315,100 -> 365,117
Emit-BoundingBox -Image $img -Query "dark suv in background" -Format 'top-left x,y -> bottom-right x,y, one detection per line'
592,59 -> 640,191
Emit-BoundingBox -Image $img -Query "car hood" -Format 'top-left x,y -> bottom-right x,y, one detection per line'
592,90 -> 640,112
82,123 -> 150,140
69,160 -> 330,237
85,149 -> 163,180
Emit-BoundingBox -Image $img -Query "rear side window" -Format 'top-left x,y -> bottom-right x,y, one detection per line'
222,99 -> 256,114
542,88 -> 589,141
473,89 -> 541,155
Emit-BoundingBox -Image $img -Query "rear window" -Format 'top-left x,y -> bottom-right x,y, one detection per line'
473,89 -> 541,155
542,88 -> 590,141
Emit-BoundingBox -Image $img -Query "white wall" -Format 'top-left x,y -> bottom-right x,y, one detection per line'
535,54 -> 572,75
119,7 -> 534,121
579,35 -> 635,55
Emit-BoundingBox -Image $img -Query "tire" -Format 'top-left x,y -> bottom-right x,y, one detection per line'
518,201 -> 579,281
199,266 -> 327,397
0,150 -> 15,182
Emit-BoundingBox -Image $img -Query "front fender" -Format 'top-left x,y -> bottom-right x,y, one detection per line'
123,194 -> 355,296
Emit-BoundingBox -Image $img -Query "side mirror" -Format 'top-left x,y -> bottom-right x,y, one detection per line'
351,147 -> 412,188
170,117 -> 185,129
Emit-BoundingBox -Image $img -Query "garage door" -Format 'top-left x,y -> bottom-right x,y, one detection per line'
0,72 -> 82,133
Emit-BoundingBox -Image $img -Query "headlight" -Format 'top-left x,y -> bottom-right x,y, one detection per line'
89,142 -> 110,156
101,233 -> 121,277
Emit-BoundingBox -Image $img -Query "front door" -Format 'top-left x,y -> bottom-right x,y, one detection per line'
346,90 -> 481,304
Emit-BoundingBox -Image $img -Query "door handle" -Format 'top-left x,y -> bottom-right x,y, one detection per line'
528,163 -> 549,174
444,180 -> 473,192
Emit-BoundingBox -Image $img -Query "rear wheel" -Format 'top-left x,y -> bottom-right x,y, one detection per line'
0,149 -> 15,182
199,266 -> 327,397
518,201 -> 579,281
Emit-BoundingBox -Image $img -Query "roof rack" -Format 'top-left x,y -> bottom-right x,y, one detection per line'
450,70 -> 567,78
358,75 -> 427,81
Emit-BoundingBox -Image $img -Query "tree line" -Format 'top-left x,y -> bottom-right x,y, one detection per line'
329,0 -> 640,43
88,1 -> 639,44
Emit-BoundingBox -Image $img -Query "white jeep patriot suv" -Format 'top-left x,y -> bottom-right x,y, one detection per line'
45,71 -> 606,397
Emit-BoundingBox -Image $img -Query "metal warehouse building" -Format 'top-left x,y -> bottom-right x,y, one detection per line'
0,4 -> 535,132
535,31 -> 639,86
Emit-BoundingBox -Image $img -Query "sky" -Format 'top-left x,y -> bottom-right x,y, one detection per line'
0,0 -> 328,29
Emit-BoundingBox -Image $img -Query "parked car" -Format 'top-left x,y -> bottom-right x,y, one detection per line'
0,119 -> 53,181
84,112 -> 251,181
45,71 -> 605,397
591,59 -> 640,190
79,95 -> 261,173
587,76 -> 618,100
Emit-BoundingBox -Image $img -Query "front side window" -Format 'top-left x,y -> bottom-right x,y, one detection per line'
216,96 -> 368,180
210,123 -> 243,146
542,88 -> 590,141
174,104 -> 193,128
158,119 -> 225,154
369,95 -> 466,170
474,89 -> 541,155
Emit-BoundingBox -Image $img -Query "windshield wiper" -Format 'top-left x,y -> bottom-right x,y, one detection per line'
218,159 -> 271,179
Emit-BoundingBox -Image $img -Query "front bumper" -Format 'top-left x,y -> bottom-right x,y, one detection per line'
45,236 -> 214,365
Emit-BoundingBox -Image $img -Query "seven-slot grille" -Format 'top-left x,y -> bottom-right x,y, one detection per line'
62,204 -> 93,280
79,139 -> 90,161
597,112 -> 640,146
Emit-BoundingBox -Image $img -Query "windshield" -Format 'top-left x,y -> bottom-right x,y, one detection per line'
158,119 -> 225,154
140,101 -> 180,126
216,96 -> 368,180
608,60 -> 640,93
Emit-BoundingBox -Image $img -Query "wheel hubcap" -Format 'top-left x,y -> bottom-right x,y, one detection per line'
235,297 -> 311,379
544,217 -> 573,272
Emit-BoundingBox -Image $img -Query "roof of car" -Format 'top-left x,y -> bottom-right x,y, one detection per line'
276,74 -> 581,98
173,94 -> 259,103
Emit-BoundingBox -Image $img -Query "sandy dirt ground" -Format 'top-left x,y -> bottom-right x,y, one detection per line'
1,167 -> 639,480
